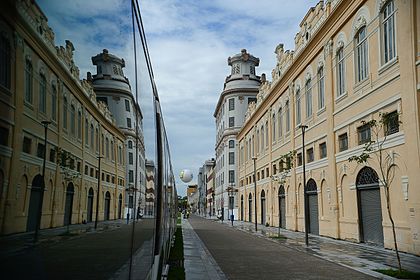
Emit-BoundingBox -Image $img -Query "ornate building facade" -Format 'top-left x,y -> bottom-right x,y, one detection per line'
0,0 -> 127,234
237,0 -> 420,255
214,49 -> 261,220
91,49 -> 146,219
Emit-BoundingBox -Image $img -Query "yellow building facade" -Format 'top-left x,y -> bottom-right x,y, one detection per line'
0,0 -> 127,234
237,0 -> 420,255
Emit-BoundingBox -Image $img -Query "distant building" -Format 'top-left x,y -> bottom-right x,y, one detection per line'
91,49 -> 146,219
214,49 -> 261,220
187,185 -> 199,212
0,0 -> 126,234
145,160 -> 155,217
237,0 -> 420,255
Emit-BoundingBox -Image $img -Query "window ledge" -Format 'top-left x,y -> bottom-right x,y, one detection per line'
378,56 -> 398,75
335,92 -> 348,104
317,107 -> 326,116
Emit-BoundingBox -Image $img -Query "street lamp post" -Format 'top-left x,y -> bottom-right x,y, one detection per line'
34,120 -> 51,243
94,156 -> 103,230
252,157 -> 257,232
300,124 -> 309,246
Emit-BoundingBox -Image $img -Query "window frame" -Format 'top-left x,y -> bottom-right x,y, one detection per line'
355,26 -> 368,83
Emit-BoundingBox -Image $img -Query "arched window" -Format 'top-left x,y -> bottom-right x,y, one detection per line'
39,74 -> 46,113
51,85 -> 57,121
356,166 -> 379,187
85,118 -> 89,145
0,34 -> 11,89
381,0 -> 396,64
305,79 -> 312,117
306,179 -> 317,194
128,140 -> 133,149
77,110 -> 82,139
70,105 -> 76,135
296,88 -> 301,125
63,97 -> 68,129
25,59 -> 33,104
285,101 -> 290,132
105,137 -> 109,158
90,124 -> 94,148
272,113 -> 276,142
260,126 -> 264,151
318,67 -> 325,109
278,108 -> 283,138
336,47 -> 345,96
355,26 -> 368,82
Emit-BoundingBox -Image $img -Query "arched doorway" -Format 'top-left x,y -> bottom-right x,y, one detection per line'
356,167 -> 383,246
261,190 -> 266,225
240,195 -> 244,221
63,183 -> 75,226
306,179 -> 319,235
26,174 -> 43,232
87,188 -> 94,222
104,191 -> 111,220
118,194 -> 122,219
248,193 -> 252,222
278,185 -> 286,228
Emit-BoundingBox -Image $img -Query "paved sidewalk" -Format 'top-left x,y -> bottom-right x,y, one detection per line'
182,218 -> 227,280
228,219 -> 420,277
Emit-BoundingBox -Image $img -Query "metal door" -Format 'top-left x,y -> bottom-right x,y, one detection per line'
87,188 -> 94,222
280,196 -> 286,228
359,188 -> 383,245
308,194 -> 319,235
104,192 -> 111,220
63,184 -> 74,226
26,175 -> 43,232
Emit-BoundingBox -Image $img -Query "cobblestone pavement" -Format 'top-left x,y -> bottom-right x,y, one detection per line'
188,215 -> 377,280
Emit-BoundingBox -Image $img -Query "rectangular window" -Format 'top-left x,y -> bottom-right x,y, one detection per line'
25,60 -> 33,104
90,167 -> 94,177
77,161 -> 81,172
307,148 -> 314,163
273,164 -> 277,175
127,118 -> 132,128
319,142 -> 327,159
23,137 -> 32,154
285,101 -> 290,132
129,170 -> 134,183
279,160 -> 284,172
338,133 -> 348,152
229,98 -> 235,111
36,143 -> 45,158
261,170 -> 265,179
336,48 -> 345,96
125,99 -> 130,112
229,140 -> 234,148
85,165 -> 88,175
385,111 -> 399,135
297,153 -> 302,166
229,117 -> 234,127
0,127 -> 8,146
0,35 -> 11,89
77,111 -> 82,139
318,67 -> 325,109
382,0 -> 396,64
49,148 -> 56,162
229,170 -> 234,183
129,152 -> 133,165
358,124 -> 371,145
229,152 -> 234,165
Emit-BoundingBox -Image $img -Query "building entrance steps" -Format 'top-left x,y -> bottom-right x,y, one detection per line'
227,219 -> 420,276
181,218 -> 227,280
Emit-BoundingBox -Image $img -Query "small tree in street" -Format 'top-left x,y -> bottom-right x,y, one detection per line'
348,112 -> 402,272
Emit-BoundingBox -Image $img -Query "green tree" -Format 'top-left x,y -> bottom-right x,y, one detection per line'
348,112 -> 402,271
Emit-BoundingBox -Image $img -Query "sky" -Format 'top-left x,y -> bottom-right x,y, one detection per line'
37,0 -> 319,196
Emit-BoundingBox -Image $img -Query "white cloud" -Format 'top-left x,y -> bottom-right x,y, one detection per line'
37,0 -> 319,196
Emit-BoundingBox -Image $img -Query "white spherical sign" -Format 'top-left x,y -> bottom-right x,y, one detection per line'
179,169 -> 193,183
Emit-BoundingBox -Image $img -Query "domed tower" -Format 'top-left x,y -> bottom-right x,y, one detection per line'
90,49 -> 146,219
213,49 -> 261,221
